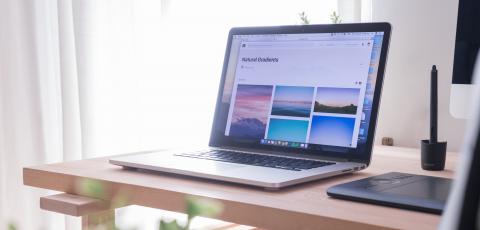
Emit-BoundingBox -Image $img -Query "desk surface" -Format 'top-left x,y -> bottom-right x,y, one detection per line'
23,146 -> 458,230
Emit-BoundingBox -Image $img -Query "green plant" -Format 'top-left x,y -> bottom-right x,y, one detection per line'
298,11 -> 310,25
298,11 -> 342,24
330,11 -> 342,24
159,196 -> 223,230
7,181 -> 222,230
8,223 -> 16,230
77,178 -> 222,230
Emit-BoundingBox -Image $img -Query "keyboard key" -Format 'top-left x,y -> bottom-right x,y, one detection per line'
175,150 -> 335,171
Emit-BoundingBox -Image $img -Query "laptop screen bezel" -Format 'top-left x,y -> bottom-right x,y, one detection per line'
209,23 -> 391,165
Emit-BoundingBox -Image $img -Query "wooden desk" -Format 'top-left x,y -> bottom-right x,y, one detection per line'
23,146 -> 457,230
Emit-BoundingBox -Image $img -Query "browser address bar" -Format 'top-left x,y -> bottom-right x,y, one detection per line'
244,41 -> 369,48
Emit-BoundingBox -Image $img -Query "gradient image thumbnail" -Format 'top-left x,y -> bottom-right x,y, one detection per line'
271,86 -> 314,117
229,84 -> 273,139
314,87 -> 360,115
309,115 -> 355,147
267,118 -> 309,143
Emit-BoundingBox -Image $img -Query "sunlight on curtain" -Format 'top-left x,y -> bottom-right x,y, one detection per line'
83,0 -> 338,157
1,0 -> 81,229
79,0 -> 339,228
0,0 -> 338,229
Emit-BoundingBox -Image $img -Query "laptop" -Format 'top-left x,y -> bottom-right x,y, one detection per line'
110,23 -> 391,189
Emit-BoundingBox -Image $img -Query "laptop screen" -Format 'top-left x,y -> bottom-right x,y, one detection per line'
212,27 -> 389,158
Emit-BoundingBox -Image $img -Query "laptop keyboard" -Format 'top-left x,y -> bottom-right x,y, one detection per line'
174,150 -> 335,171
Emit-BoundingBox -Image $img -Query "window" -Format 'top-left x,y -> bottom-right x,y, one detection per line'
88,0 -> 339,154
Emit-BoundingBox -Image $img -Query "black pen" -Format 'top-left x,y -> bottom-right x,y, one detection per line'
430,65 -> 438,143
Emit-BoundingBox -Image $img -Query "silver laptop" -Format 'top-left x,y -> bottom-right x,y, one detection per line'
110,23 -> 391,189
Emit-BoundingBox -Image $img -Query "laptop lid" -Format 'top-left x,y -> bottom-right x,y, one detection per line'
209,23 -> 391,165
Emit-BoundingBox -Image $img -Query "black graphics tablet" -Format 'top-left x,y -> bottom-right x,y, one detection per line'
327,172 -> 452,214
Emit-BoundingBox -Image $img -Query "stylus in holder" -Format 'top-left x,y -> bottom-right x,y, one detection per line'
421,65 -> 447,171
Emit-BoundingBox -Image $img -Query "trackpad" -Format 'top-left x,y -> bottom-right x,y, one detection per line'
171,157 -> 246,174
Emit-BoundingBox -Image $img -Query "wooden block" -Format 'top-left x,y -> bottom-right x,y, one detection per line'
381,137 -> 394,146
40,193 -> 110,216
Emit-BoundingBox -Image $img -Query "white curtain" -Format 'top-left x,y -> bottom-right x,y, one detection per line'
0,0 -> 146,228
0,0 -> 83,229
337,0 -> 373,23
0,0 -> 338,229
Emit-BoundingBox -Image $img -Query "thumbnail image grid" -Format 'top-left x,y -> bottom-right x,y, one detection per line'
309,115 -> 355,147
314,87 -> 360,115
229,84 -> 273,139
267,118 -> 309,143
271,86 -> 314,118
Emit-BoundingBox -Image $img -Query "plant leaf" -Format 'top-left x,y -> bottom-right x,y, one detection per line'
186,196 -> 223,221
76,178 -> 106,199
330,11 -> 342,24
159,219 -> 183,230
298,11 -> 310,25
8,223 -> 16,230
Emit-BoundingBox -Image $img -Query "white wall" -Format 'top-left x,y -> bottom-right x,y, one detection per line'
372,0 -> 466,151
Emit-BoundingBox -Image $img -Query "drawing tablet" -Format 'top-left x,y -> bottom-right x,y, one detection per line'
327,172 -> 452,214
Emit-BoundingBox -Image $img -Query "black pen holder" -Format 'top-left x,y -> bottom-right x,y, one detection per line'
421,140 -> 447,171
